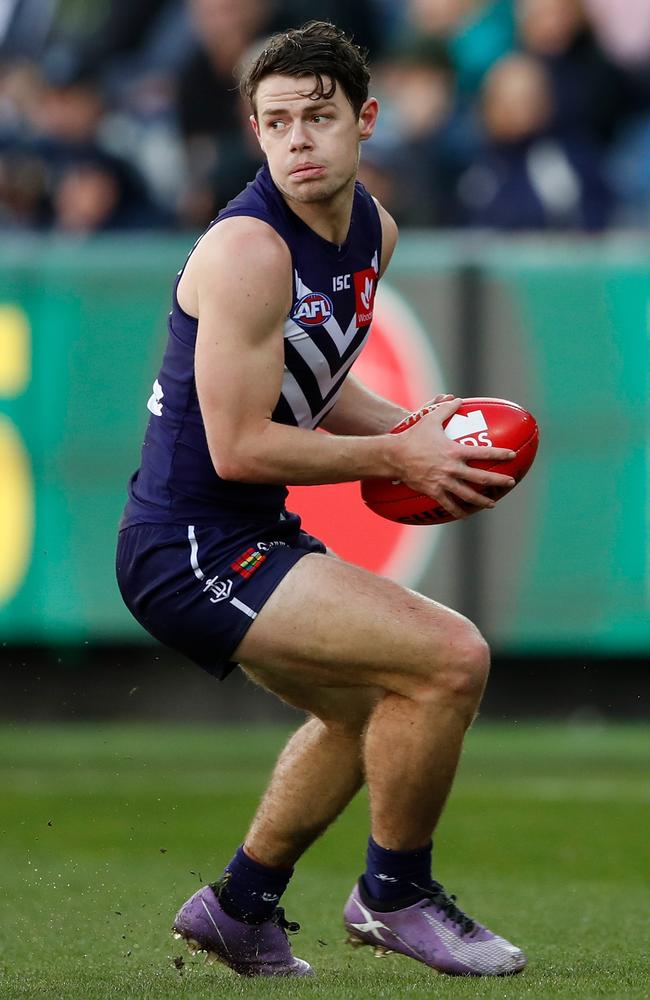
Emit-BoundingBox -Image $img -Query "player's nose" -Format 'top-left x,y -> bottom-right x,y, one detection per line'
289,121 -> 312,151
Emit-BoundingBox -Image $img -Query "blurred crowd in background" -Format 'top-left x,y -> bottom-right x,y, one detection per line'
1,0 -> 650,235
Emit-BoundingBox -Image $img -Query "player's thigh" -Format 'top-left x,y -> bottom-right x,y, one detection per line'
234,552 -> 486,698
241,660 -> 383,730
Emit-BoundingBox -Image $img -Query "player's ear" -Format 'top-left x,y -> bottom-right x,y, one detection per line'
359,98 -> 379,142
250,114 -> 265,152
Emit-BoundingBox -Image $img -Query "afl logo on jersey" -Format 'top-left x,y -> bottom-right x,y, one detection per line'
291,292 -> 333,327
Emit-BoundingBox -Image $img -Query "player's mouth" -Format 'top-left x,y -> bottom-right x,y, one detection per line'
290,163 -> 325,180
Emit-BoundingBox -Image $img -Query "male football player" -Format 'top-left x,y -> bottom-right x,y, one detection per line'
116,20 -> 526,978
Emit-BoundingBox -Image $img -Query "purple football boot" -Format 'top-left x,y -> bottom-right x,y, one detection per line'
172,881 -> 313,977
344,880 -> 526,977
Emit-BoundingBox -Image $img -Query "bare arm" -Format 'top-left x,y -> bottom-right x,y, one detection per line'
321,378 -> 457,436
190,217 -> 516,517
192,217 -> 403,485
319,374 -> 408,435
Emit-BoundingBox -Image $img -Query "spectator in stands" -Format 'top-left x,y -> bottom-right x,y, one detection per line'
50,150 -> 168,232
0,58 -> 43,142
360,39 -> 471,225
582,0 -> 650,77
0,62 -> 169,231
0,61 -> 45,227
39,1 -> 192,216
0,0 -> 57,61
515,0 -> 629,145
0,148 -> 48,228
456,52 -> 612,230
579,0 -> 650,225
272,1 -> 384,58
174,0 -> 273,226
0,2 -> 647,231
30,67 -> 105,147
64,0 -> 193,89
397,0 -> 515,97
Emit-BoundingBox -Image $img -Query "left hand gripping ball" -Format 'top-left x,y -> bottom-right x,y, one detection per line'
360,397 -> 539,525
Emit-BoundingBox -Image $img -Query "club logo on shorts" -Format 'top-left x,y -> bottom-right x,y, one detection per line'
231,548 -> 266,579
257,540 -> 288,552
291,292 -> 333,327
203,577 -> 232,603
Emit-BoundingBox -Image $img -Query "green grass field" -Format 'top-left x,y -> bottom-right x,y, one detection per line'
1,721 -> 648,999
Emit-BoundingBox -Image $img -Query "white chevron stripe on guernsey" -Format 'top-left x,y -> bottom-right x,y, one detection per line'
293,268 -> 311,300
321,308 -> 358,353
283,316 -> 312,343
285,332 -> 333,384
289,327 -> 366,389
280,268 -> 372,426
280,337 -> 367,428
279,369 -> 314,427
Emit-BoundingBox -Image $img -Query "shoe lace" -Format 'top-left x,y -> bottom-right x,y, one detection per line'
272,907 -> 300,935
210,876 -> 300,934
414,882 -> 476,936
210,874 -> 230,895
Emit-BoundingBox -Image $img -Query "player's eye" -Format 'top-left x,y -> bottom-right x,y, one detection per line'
311,115 -> 329,124
269,120 -> 286,130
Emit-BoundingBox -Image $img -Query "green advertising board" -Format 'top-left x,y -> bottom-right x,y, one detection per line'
477,241 -> 650,652
0,235 -> 648,653
0,238 -> 183,642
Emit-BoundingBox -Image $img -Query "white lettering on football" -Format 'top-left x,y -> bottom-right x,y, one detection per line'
445,410 -> 487,441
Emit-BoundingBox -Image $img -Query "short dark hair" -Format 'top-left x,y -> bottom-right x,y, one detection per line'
240,21 -> 370,118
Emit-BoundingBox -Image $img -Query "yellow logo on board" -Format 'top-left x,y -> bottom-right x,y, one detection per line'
0,305 -> 33,607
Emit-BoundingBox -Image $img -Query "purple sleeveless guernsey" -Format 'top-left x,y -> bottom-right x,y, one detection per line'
121,163 -> 382,527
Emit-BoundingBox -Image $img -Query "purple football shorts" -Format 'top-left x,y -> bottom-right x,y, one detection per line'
116,510 -> 326,680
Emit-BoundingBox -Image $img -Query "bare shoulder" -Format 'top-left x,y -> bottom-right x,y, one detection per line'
192,216 -> 290,270
372,197 -> 399,277
178,216 -> 292,318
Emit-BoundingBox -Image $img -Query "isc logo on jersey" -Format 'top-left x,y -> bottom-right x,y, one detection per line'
291,292 -> 333,327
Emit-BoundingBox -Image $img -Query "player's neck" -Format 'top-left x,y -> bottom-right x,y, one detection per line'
282,181 -> 355,248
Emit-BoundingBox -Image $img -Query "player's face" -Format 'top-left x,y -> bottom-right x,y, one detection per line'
251,74 -> 378,206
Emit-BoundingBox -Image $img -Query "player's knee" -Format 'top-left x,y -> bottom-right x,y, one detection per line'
443,625 -> 490,702
420,622 -> 490,708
